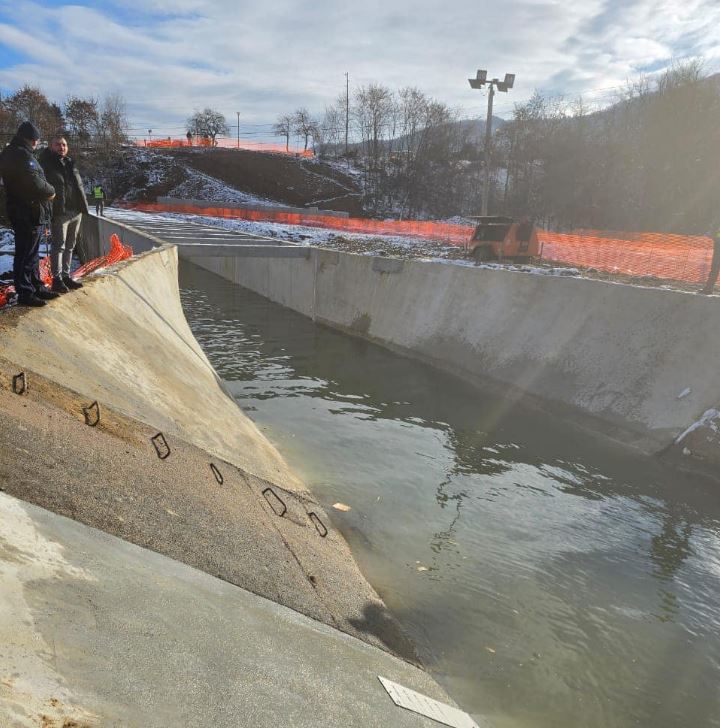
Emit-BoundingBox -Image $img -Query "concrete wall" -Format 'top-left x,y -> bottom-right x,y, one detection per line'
188,248 -> 720,454
88,217 -> 720,457
82,213 -> 161,259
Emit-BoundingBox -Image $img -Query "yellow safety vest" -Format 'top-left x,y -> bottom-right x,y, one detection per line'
93,186 -> 104,199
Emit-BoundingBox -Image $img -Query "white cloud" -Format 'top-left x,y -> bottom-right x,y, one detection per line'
0,0 -> 718,140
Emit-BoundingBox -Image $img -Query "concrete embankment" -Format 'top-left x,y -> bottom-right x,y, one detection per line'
0,243 -> 461,724
89,213 -> 720,473
0,491 -> 456,728
190,250 -> 720,466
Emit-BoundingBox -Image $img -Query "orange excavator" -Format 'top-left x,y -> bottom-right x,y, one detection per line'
466,216 -> 540,262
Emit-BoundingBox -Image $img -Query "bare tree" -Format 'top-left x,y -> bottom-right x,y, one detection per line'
187,108 -> 229,146
96,93 -> 130,150
319,103 -> 344,157
353,83 -> 394,163
64,96 -> 99,146
397,87 -> 428,155
292,108 -> 317,151
273,113 -> 293,151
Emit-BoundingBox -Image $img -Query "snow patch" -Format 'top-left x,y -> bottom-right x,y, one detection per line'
675,408 -> 720,444
0,228 -> 15,279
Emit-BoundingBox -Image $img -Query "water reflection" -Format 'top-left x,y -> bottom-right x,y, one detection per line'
179,262 -> 720,728
651,514 -> 694,582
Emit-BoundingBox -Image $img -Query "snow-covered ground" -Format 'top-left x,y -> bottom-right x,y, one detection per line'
0,229 -> 14,280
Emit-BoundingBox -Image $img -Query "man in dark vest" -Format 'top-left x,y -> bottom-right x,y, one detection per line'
0,121 -> 59,306
39,135 -> 89,292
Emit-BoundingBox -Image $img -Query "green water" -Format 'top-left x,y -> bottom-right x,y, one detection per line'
179,262 -> 720,728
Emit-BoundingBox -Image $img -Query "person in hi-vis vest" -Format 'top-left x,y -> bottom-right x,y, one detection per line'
93,184 -> 106,216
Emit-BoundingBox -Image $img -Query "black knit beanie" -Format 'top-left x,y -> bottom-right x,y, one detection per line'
17,121 -> 41,141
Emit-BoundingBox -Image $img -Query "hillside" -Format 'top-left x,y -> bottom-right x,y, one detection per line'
91,147 -> 364,216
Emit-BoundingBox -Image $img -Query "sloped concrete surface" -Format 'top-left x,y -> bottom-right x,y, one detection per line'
0,245 -> 305,494
0,344 -> 417,662
0,492 -> 461,728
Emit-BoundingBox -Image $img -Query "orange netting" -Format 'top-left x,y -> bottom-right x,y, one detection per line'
537,230 -> 713,283
0,233 -> 133,309
136,138 -> 314,157
122,200 -> 716,285
123,201 -> 474,244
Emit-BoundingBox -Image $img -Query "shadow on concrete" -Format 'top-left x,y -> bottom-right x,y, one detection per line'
348,601 -> 421,665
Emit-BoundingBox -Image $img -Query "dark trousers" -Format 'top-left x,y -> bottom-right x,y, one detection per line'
12,221 -> 44,299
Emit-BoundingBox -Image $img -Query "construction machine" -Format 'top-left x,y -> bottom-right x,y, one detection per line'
466,216 -> 539,262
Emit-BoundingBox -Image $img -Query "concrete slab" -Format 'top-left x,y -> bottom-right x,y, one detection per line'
103,212 -> 313,259
0,492 -> 466,728
177,244 -> 311,258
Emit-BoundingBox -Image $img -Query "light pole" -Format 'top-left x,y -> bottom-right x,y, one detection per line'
468,70 -> 515,216
236,111 -> 240,149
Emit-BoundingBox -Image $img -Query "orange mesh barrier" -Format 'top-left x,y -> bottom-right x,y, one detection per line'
123,201 -> 474,244
120,201 -> 716,285
537,230 -> 713,283
73,233 -> 133,278
0,233 -> 133,309
136,138 -> 314,156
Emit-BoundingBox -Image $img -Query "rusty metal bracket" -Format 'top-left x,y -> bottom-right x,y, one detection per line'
262,487 -> 287,517
82,401 -> 100,427
308,512 -> 328,538
210,463 -> 224,485
12,372 -> 26,395
151,432 -> 171,460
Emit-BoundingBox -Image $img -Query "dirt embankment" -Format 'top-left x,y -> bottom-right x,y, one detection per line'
175,148 -> 363,214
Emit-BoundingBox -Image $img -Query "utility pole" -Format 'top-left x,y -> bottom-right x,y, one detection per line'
468,70 -> 515,216
344,72 -> 350,156
236,112 -> 240,149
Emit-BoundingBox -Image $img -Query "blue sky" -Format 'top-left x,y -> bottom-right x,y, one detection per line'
0,0 -> 719,143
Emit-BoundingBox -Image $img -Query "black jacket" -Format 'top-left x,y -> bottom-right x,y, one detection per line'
0,136 -> 55,226
38,147 -> 90,218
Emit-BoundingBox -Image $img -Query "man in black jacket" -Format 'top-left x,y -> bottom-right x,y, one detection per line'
39,135 -> 89,293
0,121 -> 58,307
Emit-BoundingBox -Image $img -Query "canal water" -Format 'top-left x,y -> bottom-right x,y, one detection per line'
179,262 -> 720,728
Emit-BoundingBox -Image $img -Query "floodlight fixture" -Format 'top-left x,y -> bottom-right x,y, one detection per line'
468,68 -> 516,215
468,69 -> 488,89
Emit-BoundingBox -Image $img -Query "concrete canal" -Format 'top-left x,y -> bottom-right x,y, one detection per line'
179,260 -> 720,728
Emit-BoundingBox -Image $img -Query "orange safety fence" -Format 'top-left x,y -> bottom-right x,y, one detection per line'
121,200 -> 716,285
123,201 -> 475,244
537,230 -> 713,284
136,138 -> 314,157
0,233 -> 133,309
